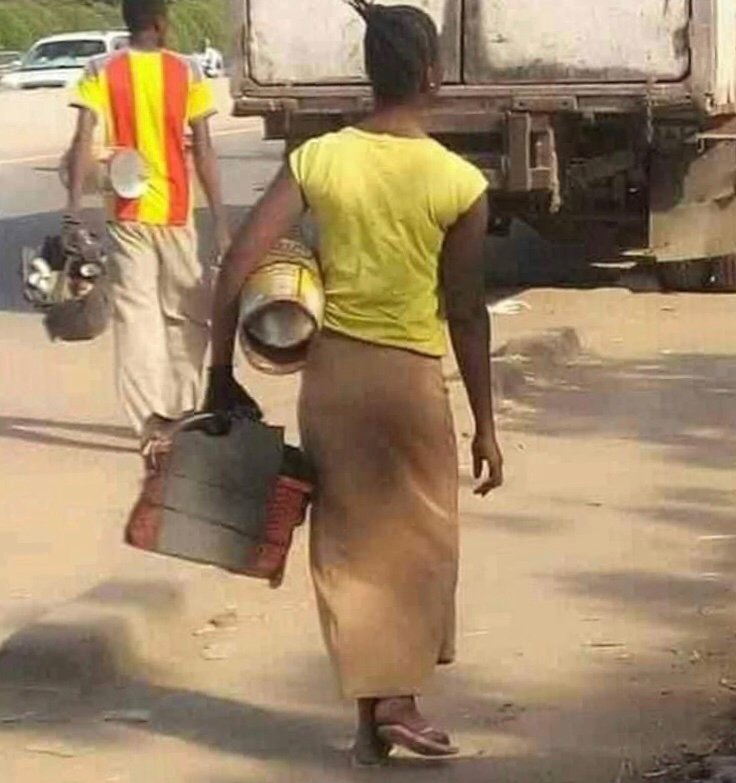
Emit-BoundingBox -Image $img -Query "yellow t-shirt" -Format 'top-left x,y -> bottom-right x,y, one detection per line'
289,128 -> 488,357
71,49 -> 215,225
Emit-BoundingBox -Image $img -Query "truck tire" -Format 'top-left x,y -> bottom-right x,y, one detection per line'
709,256 -> 736,292
656,260 -> 713,292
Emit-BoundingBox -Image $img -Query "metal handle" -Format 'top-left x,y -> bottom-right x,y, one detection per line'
168,412 -> 222,438
168,410 -> 263,439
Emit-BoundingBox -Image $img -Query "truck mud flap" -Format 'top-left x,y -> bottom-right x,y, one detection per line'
650,134 -> 736,263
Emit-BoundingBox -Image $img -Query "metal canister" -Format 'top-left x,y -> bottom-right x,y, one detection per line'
239,238 -> 324,375
58,147 -> 149,199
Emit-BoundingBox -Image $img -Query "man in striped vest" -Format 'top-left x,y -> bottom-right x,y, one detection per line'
64,0 -> 228,444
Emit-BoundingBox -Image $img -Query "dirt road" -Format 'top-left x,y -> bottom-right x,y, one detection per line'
1,287 -> 736,783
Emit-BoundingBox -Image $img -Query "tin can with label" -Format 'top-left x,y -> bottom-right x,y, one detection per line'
239,238 -> 324,375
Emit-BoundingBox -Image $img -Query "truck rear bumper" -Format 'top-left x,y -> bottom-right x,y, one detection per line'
236,100 -> 559,197
232,90 -> 736,263
232,81 -> 696,122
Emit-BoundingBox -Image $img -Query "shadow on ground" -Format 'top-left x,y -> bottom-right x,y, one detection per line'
488,347 -> 736,632
502,352 -> 736,471
0,623 -> 730,782
1,562 -> 736,782
0,416 -> 135,454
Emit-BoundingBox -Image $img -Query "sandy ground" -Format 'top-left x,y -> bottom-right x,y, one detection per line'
1,287 -> 736,782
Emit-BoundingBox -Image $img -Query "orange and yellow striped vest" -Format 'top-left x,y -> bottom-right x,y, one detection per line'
73,49 -> 215,226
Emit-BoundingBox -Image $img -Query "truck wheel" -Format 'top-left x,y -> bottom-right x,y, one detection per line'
710,255 -> 736,292
656,260 -> 713,292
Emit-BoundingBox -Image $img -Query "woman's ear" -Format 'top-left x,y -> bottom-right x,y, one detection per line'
426,63 -> 442,95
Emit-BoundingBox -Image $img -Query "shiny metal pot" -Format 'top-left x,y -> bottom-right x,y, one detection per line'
239,238 -> 324,375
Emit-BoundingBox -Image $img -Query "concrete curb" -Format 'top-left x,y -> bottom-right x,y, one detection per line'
447,327 -> 584,402
495,327 -> 583,367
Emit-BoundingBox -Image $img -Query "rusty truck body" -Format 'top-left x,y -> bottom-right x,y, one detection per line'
230,0 -> 736,287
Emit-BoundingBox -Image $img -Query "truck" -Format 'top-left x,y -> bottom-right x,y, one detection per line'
229,0 -> 736,290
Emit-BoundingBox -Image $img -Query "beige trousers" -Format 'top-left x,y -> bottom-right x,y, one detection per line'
108,222 -> 211,435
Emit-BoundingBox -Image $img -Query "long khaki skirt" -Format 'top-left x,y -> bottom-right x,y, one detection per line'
298,331 -> 459,699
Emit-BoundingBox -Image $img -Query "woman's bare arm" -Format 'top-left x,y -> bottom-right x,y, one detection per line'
210,164 -> 305,367
204,164 -> 305,415
441,194 -> 503,495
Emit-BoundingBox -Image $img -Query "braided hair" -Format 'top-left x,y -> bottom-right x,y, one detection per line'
347,1 -> 440,103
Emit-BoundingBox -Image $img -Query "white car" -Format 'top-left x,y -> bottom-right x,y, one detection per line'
195,47 -> 225,79
0,50 -> 22,75
0,30 -> 130,90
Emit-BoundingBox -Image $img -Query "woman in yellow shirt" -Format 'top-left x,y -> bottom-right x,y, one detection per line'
206,0 -> 503,764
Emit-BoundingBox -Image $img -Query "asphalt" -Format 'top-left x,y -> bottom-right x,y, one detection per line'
0,128 -> 283,313
0,82 -> 618,317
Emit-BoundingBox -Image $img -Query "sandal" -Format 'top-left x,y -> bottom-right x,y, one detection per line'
376,723 -> 458,758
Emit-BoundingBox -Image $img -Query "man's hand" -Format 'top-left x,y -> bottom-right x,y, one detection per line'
61,212 -> 85,252
215,219 -> 231,260
472,430 -> 504,497
66,108 -> 96,220
203,365 -> 263,420
190,118 -> 230,261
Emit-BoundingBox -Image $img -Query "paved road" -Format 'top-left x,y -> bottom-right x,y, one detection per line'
0,124 -> 282,313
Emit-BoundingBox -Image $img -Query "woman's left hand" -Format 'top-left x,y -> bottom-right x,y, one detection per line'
472,431 -> 504,496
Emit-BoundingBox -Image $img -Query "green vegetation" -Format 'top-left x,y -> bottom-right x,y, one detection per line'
0,0 -> 229,54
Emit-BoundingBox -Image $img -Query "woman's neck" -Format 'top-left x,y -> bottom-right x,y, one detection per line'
358,102 -> 427,139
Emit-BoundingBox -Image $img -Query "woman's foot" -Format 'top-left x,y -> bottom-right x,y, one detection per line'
373,696 -> 458,758
352,699 -> 393,767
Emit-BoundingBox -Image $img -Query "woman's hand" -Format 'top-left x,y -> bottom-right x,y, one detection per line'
442,194 -> 503,497
472,430 -> 504,496
203,366 -> 263,420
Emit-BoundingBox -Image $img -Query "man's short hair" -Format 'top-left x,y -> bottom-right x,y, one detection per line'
122,0 -> 168,33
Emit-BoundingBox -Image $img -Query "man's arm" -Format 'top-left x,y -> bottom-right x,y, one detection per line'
441,193 -> 503,496
190,117 -> 229,255
65,108 -> 97,217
